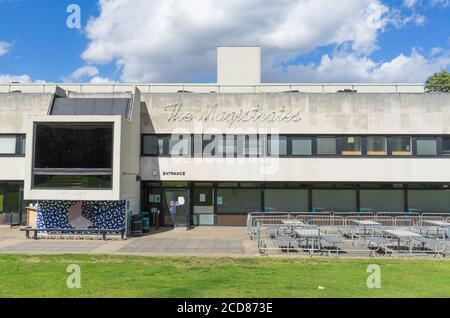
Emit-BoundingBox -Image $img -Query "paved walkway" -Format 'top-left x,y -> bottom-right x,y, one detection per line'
0,226 -> 257,257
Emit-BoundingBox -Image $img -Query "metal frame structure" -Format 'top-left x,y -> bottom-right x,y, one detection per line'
248,212 -> 449,257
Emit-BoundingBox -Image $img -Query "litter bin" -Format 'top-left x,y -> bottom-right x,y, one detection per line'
140,212 -> 150,233
131,215 -> 143,237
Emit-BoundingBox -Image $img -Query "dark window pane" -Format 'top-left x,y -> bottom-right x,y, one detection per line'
443,137 -> 450,154
33,175 -> 112,189
367,136 -> 387,155
193,188 -> 213,206
18,135 -> 26,156
142,135 -> 160,155
360,190 -> 404,212
34,123 -> 113,169
312,190 -> 357,212
408,190 -> 450,213
317,137 -> 336,155
342,136 -> 361,155
391,137 -> 411,156
236,135 -> 260,157
416,138 -> 437,156
291,137 -> 312,155
223,135 -> 236,158
217,188 -> 261,214
265,189 -> 308,212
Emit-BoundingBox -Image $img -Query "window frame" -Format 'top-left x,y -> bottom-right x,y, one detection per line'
32,122 -> 114,190
0,134 -> 26,157
389,136 -> 413,156
414,136 -> 439,157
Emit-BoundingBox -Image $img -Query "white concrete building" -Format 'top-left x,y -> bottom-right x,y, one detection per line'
0,47 -> 449,228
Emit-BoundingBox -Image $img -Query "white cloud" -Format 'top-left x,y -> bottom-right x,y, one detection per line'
82,0 -> 395,82
430,0 -> 449,6
0,41 -> 11,56
79,0 -> 449,83
267,49 -> 450,83
0,74 -> 32,84
403,0 -> 450,7
64,65 -> 99,82
403,0 -> 420,7
89,76 -> 116,83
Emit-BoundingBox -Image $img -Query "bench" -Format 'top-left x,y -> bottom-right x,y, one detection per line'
21,228 -> 126,240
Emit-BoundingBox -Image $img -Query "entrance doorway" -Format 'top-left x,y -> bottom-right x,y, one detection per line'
162,189 -> 190,227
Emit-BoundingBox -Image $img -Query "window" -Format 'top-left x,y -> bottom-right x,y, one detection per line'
142,135 -> 161,155
223,135 -> 236,158
143,135 -> 191,157
317,137 -> 336,155
443,137 -> 450,155
33,123 -> 113,189
360,190 -> 404,212
236,135 -> 260,157
0,136 -> 16,155
367,136 -> 387,156
216,188 -> 261,214
264,189 -> 308,212
390,136 -> 412,156
408,190 -> 450,213
312,189 -> 357,212
0,181 -> 22,214
268,135 -> 287,156
169,135 -> 191,157
291,137 -> 312,156
416,137 -> 437,156
341,136 -> 362,155
0,135 -> 25,156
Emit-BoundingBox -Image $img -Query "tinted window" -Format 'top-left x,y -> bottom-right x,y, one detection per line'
390,137 -> 411,155
342,136 -> 361,155
34,123 -> 113,169
443,137 -> 450,154
317,137 -> 336,155
416,138 -> 437,156
367,136 -> 387,155
268,135 -> 288,156
291,137 -> 312,155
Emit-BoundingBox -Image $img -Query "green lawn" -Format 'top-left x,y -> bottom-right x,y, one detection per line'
1,254 -> 450,298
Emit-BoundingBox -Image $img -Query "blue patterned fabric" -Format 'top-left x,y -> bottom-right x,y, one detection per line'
37,200 -> 126,230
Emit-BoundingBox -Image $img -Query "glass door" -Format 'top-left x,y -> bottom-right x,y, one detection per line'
162,189 -> 190,227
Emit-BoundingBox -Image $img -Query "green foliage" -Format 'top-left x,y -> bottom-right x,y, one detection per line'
425,71 -> 450,93
1,254 -> 450,298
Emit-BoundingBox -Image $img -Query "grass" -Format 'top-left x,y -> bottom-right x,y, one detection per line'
1,254 -> 450,298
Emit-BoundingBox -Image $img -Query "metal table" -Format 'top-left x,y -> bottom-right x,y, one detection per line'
352,220 -> 382,236
421,220 -> 450,239
294,228 -> 321,251
281,220 -> 304,225
384,229 -> 423,254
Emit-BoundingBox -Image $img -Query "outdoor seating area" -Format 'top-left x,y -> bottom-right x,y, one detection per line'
248,212 -> 450,257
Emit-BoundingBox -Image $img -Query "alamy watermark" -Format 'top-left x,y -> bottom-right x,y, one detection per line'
66,264 -> 81,289
66,4 -> 81,29
366,264 -> 381,289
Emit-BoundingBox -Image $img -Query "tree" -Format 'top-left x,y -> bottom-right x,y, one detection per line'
425,71 -> 450,93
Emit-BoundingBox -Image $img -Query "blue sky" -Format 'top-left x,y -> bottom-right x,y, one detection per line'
0,0 -> 449,83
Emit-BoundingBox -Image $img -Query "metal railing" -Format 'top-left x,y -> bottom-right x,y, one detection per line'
253,218 -> 450,257
0,83 -> 427,94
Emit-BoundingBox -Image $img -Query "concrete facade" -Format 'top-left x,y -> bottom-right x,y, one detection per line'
0,47 -> 449,228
